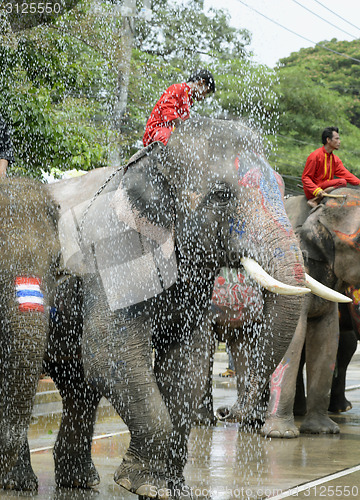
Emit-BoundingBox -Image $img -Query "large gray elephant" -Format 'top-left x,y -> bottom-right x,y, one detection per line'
262,188 -> 360,438
0,177 -> 60,488
5,118 -> 312,496
50,117 -> 312,497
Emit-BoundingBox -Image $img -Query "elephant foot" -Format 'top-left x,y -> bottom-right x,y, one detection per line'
215,405 -> 236,422
300,413 -> 340,434
2,465 -> 38,492
114,452 -> 169,499
328,396 -> 352,413
215,405 -> 264,431
192,406 -> 217,426
55,456 -> 100,489
1,440 -> 38,491
261,415 -> 299,439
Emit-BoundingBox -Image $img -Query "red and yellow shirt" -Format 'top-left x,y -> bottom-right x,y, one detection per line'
302,146 -> 360,199
143,83 -> 193,147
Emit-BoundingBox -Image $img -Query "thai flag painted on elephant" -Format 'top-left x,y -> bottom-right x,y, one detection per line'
15,277 -> 44,313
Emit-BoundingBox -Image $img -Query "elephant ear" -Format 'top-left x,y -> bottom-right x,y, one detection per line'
120,142 -> 175,229
298,205 -> 335,266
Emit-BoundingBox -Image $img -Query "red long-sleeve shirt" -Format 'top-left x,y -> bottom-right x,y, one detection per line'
143,83 -> 193,147
302,146 -> 360,199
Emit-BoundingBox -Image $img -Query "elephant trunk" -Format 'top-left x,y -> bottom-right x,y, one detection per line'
228,217 -> 306,422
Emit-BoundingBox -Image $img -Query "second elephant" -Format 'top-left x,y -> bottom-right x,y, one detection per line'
263,188 -> 360,438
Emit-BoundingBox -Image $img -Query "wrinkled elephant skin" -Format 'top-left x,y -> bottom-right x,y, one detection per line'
263,188 -> 360,438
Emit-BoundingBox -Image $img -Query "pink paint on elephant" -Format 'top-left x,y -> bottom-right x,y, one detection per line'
269,361 -> 289,415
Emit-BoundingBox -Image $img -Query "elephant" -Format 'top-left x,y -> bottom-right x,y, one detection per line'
330,287 -> 360,412
47,117 -> 315,497
294,287 -> 360,417
0,177 -> 60,489
4,117 -> 319,496
194,179 -> 352,427
262,187 -> 360,438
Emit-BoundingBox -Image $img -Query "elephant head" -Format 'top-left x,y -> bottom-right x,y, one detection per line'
298,187 -> 360,288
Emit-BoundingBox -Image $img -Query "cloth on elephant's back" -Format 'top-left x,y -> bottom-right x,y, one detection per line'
48,150 -> 177,312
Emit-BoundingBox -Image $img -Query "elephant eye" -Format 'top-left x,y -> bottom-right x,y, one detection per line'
211,185 -> 232,205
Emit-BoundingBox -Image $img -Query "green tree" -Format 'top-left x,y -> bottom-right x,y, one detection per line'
1,0 -> 275,177
271,39 -> 360,180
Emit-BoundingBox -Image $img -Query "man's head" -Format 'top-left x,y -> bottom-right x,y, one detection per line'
188,69 -> 215,101
322,126 -> 340,152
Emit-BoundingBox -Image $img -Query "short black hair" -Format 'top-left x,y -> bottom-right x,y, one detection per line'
188,69 -> 215,94
322,126 -> 339,145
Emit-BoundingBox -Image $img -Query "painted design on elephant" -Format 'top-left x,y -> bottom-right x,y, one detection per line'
229,218 -> 246,238
211,268 -> 263,322
288,243 -> 305,284
269,360 -> 289,415
325,196 -> 360,208
274,247 -> 285,259
15,276 -> 44,313
333,227 -> 360,251
235,160 -> 293,236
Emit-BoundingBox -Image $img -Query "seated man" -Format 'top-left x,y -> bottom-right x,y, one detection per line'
143,68 -> 215,147
302,126 -> 360,207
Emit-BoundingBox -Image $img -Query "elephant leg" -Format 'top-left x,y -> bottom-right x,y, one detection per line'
261,303 -> 308,438
215,329 -> 250,422
0,309 -> 47,479
329,329 -> 358,413
153,328 -> 213,494
293,345 -> 306,416
192,323 -> 216,426
192,355 -> 215,425
82,275 -> 172,499
300,303 -> 340,434
2,439 -> 37,491
44,359 -> 102,488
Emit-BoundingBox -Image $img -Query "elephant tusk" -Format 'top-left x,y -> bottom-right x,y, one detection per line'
305,274 -> 352,303
240,257 -> 311,295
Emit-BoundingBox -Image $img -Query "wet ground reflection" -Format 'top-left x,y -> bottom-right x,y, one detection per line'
2,350 -> 360,499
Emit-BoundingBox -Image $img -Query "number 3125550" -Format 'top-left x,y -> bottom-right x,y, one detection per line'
4,3 -> 62,15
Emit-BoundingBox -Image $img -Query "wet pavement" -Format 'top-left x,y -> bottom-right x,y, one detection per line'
2,346 -> 360,500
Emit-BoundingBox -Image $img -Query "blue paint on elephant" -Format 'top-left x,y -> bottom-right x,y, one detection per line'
274,247 -> 285,259
229,218 -> 246,238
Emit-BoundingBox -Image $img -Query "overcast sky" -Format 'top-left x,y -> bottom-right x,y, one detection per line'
203,0 -> 360,67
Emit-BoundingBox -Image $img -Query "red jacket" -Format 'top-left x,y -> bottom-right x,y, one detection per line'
143,83 -> 193,146
302,146 -> 360,199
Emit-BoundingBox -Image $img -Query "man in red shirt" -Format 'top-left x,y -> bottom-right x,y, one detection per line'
143,69 -> 215,147
302,126 -> 360,207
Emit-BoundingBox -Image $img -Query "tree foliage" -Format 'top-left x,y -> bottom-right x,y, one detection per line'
272,39 -> 360,180
1,0 -> 261,177
6,1 -> 360,185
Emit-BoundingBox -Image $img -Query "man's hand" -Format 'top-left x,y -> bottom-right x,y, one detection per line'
173,117 -> 183,130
